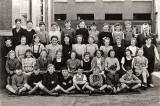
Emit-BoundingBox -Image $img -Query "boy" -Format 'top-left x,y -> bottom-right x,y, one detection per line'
38,64 -> 60,96
6,69 -> 30,95
58,68 -> 75,94
119,67 -> 141,92
73,67 -> 93,93
27,65 -> 43,95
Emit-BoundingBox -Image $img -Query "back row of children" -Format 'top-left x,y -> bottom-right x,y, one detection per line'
3,18 -> 160,95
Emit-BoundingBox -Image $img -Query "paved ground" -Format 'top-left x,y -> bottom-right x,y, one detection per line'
0,85 -> 160,106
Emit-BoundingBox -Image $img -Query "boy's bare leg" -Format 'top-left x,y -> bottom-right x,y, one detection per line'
66,86 -> 75,93
84,84 -> 94,91
52,85 -> 67,93
99,84 -> 107,91
142,71 -> 147,84
6,85 -> 16,94
28,86 -> 38,94
131,83 -> 141,90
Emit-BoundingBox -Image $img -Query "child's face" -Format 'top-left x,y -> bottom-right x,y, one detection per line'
56,52 -> 62,58
51,38 -> 58,45
138,50 -> 143,56
16,21 -> 21,28
84,54 -> 90,60
34,37 -> 40,43
115,26 -> 121,31
125,24 -> 131,29
65,22 -> 71,28
21,37 -> 26,45
77,69 -> 83,75
9,52 -> 15,59
5,40 -> 12,46
146,39 -> 152,45
52,25 -> 57,31
77,36 -> 82,44
41,51 -> 47,57
79,22 -> 85,28
93,67 -> 100,74
131,39 -> 136,46
27,22 -> 33,29
48,66 -> 55,74
96,51 -> 102,58
62,69 -> 69,77
104,39 -> 110,46
143,25 -> 149,33
26,52 -> 32,58
40,25 -> 45,30
64,37 -> 70,44
116,39 -> 121,45
103,25 -> 109,32
126,51 -> 131,57
127,69 -> 133,76
110,51 -> 115,58
34,69 -> 40,75
88,37 -> 94,44
71,52 -> 76,59
90,25 -> 96,30
16,69 -> 22,75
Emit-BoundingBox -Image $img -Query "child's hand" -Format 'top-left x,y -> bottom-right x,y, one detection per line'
51,81 -> 54,84
63,82 -> 66,85
9,71 -> 14,75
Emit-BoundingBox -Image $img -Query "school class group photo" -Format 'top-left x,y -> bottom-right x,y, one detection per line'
2,18 -> 160,96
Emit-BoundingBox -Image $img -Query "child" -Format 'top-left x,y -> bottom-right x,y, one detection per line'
73,67 -> 93,93
15,36 -> 30,61
85,36 -> 98,58
58,68 -> 75,94
100,38 -> 113,58
61,20 -> 75,43
112,23 -> 124,45
37,49 -> 52,74
98,23 -> 113,47
119,67 -> 141,92
6,69 -> 29,95
27,65 -> 43,95
31,34 -> 45,59
133,49 -> 149,88
5,50 -> 21,85
72,35 -> 86,59
105,50 -> 120,93
46,36 -> 62,61
76,20 -> 89,44
67,51 -> 81,76
22,49 -> 36,76
81,52 -> 92,78
142,37 -> 159,87
62,35 -> 72,61
25,20 -> 36,46
38,22 -> 49,46
89,66 -> 110,94
91,50 -> 105,75
113,38 -> 125,62
89,22 -> 99,44
126,38 -> 139,57
121,49 -> 133,76
38,64 -> 60,96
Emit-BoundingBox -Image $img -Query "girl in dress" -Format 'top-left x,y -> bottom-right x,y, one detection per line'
89,22 -> 99,44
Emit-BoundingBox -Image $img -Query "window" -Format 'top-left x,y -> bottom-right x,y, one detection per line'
54,0 -> 68,2
75,0 -> 96,2
105,14 -> 123,20
77,14 -> 94,20
103,0 -> 125,2
55,14 -> 67,20
133,13 -> 151,20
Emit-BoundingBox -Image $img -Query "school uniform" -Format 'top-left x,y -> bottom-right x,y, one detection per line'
91,57 -> 105,71
61,28 -> 75,43
42,72 -> 58,90
126,46 -> 139,57
98,32 -> 113,47
73,74 -> 87,89
113,45 -> 125,62
112,31 -> 124,45
100,46 -> 113,58
22,58 -> 36,74
76,28 -> 89,44
72,44 -> 86,59
25,29 -> 36,46
67,59 -> 81,74
31,43 -> 44,59
89,74 -> 104,89
38,30 -> 49,46
89,30 -> 99,43
2,45 -> 14,61
62,44 -> 72,61
59,75 -> 73,89
85,44 -> 98,58
124,30 -> 134,47
15,45 -> 30,60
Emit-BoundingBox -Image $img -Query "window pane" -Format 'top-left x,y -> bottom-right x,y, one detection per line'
55,14 -> 67,20
105,14 -> 123,20
133,13 -> 151,20
77,14 -> 94,20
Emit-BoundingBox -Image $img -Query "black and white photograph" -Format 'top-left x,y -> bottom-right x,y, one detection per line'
0,0 -> 160,106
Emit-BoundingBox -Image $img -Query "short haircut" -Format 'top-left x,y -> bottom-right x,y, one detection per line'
95,50 -> 104,56
27,20 -> 33,24
15,18 -> 21,23
47,64 -> 54,68
39,21 -> 45,26
108,49 -> 115,57
5,37 -> 12,42
51,36 -> 58,41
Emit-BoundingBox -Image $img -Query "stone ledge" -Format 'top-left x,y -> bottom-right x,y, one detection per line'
0,30 -> 12,36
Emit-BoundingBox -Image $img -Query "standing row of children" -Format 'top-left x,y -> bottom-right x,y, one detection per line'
2,18 -> 160,96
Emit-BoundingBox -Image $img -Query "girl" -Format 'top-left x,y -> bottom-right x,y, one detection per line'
126,38 -> 139,57
105,50 -> 120,93
15,36 -> 30,62
22,49 -> 36,76
72,35 -> 86,59
81,52 -> 92,78
133,49 -> 149,88
112,23 -> 124,45
121,49 -> 133,76
100,38 -> 113,58
62,35 -> 72,61
5,50 -> 21,85
142,37 -> 160,87
85,36 -> 98,58
37,49 -> 52,74
46,36 -> 62,61
67,51 -> 81,76
31,34 -> 45,59
91,50 -> 105,75
89,22 -> 99,44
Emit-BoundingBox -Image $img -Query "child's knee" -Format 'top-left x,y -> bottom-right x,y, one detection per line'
38,83 -> 45,89
24,83 -> 31,90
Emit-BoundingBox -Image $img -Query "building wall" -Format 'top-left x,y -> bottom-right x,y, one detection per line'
53,0 -> 152,20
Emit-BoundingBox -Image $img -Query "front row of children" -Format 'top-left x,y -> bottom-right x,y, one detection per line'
6,62 -> 142,96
